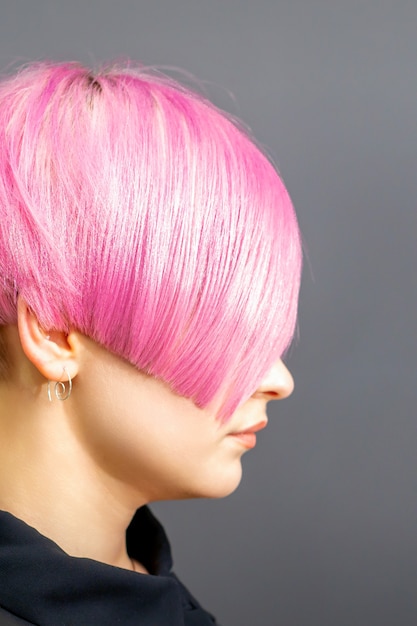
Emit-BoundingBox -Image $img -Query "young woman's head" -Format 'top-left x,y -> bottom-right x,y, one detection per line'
0,61 -> 301,420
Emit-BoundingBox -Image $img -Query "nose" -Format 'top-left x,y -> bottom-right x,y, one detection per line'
254,359 -> 294,401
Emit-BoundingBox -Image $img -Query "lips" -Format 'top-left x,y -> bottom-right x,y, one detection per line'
228,420 -> 268,449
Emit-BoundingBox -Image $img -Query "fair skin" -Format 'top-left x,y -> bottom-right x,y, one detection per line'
0,298 -> 294,574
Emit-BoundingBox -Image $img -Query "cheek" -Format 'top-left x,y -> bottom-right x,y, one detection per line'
70,367 -> 245,501
74,407 -> 243,501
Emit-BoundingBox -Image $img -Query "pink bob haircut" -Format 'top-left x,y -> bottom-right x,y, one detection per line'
0,61 -> 302,419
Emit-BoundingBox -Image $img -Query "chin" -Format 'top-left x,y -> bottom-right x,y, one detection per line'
192,464 -> 243,500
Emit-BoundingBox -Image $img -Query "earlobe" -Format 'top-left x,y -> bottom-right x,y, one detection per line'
16,297 -> 79,384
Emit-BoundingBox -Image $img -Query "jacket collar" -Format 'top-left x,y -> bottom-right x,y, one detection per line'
0,507 -> 185,625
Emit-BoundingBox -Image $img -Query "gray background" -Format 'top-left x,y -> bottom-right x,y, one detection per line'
1,1 -> 416,625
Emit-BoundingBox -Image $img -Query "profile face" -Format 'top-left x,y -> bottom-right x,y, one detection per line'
68,335 -> 294,503
0,61 -> 301,506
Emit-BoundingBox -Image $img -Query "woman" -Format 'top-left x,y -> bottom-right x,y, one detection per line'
0,61 -> 302,625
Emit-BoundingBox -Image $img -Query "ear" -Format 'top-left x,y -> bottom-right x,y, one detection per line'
16,297 -> 79,383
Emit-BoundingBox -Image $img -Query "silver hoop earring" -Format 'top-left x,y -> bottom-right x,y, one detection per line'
47,367 -> 72,402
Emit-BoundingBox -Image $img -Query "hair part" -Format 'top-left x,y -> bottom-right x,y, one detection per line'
0,61 -> 301,419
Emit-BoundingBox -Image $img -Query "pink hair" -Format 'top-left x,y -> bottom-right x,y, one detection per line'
0,61 -> 301,419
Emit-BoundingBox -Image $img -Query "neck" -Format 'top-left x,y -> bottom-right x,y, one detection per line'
0,383 -> 146,571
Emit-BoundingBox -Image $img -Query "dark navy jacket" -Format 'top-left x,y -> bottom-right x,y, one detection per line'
0,507 -> 219,625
